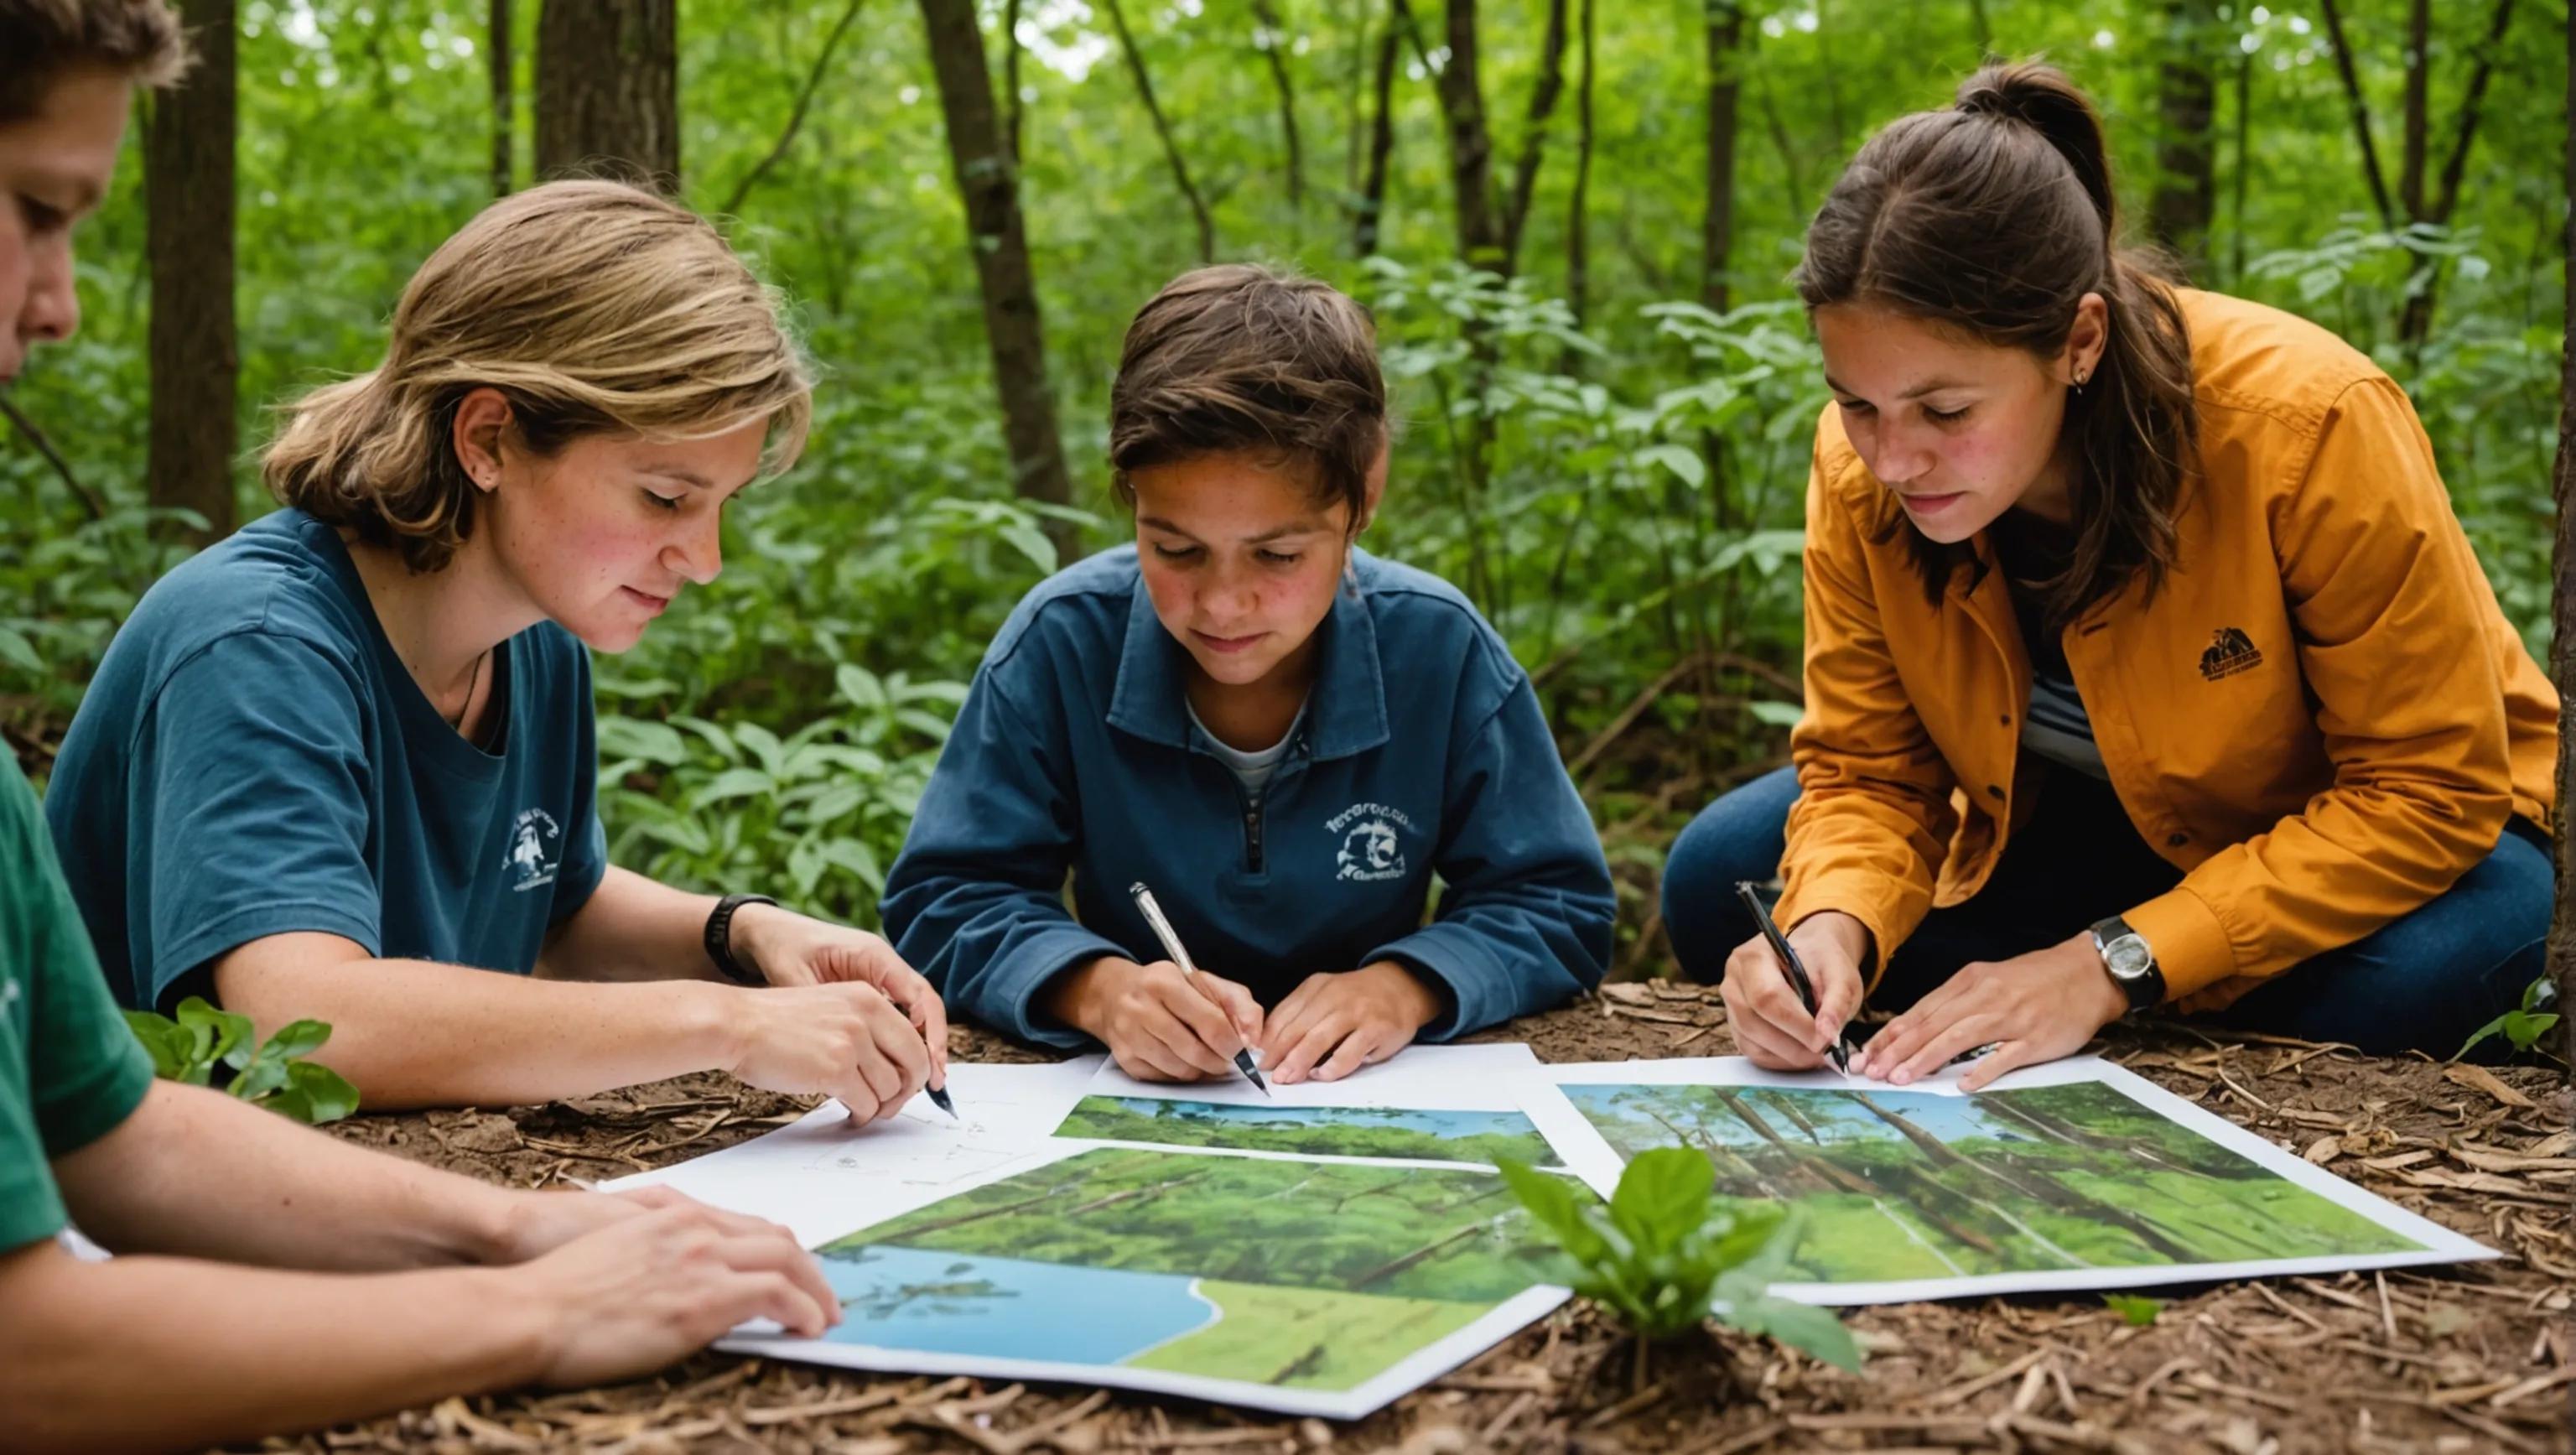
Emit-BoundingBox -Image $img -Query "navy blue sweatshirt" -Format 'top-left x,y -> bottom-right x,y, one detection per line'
882,545 -> 1613,1049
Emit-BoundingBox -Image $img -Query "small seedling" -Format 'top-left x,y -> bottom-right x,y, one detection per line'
2101,1292 -> 2163,1327
2456,977 -> 2562,1061
122,995 -> 361,1125
1499,1148 -> 1860,1376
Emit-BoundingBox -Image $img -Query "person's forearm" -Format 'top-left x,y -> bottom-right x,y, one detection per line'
216,955 -> 745,1111
539,865 -> 723,982
55,1082 -> 526,1271
0,1240 -> 547,1455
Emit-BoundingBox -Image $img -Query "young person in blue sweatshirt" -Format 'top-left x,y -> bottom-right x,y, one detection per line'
883,265 -> 1613,1084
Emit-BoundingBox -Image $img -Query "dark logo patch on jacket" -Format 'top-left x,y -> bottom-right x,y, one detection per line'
2199,627 -> 2262,682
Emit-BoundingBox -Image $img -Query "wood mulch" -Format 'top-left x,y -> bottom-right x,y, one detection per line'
251,985 -> 2572,1455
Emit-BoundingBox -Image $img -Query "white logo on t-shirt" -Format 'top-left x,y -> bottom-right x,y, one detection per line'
506,808 -> 562,891
1327,802 -> 1413,882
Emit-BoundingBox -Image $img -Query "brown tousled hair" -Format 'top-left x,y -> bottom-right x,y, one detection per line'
1109,263 -> 1387,533
0,0 -> 189,122
1794,61 -> 2199,628
262,181 -> 813,574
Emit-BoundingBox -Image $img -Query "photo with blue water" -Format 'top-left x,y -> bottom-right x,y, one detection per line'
821,1245 -> 1215,1364
1054,1094 -> 1562,1167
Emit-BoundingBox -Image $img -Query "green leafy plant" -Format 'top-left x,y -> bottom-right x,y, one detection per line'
122,996 -> 361,1125
2101,1293 -> 2164,1327
2456,977 -> 2563,1061
1498,1147 -> 1860,1375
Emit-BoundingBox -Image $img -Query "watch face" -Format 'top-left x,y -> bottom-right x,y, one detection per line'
2105,936 -> 2153,979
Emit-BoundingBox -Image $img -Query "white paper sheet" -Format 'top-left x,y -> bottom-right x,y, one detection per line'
1524,1053 -> 2496,1306
607,1057 -> 1104,1245
1082,1041 -> 1545,1112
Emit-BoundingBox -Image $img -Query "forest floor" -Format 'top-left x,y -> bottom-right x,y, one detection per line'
248,981 -> 2574,1455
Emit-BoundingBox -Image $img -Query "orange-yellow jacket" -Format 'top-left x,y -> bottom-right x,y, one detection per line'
1772,288 -> 2558,1011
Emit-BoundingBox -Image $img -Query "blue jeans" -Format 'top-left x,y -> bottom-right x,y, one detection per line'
1662,765 -> 2549,1060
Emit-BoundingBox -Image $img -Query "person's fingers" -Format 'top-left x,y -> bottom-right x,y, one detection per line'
1957,1038 -> 2039,1093
710,1226 -> 841,1330
1274,1014 -> 1355,1085
1727,938 -> 1826,1052
1887,1008 -> 2002,1086
726,1266 -> 833,1339
1859,973 -> 1973,1077
1812,961 -> 1866,1047
862,995 -> 932,1104
1154,977 -> 1247,1073
1728,1006 -> 1823,1070
1724,955 -> 1826,1063
1311,1022 -> 1388,1083
1204,973 -> 1265,1046
1259,991 -> 1330,1068
1137,1010 -> 1228,1080
849,1030 -> 908,1109
834,1065 -> 884,1127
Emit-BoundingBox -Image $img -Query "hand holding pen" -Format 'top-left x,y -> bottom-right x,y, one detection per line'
1720,886 -> 1867,1075
1037,886 -> 1269,1088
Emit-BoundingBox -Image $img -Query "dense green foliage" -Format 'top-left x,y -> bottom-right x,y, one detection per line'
3,1 -> 2564,958
121,995 -> 361,1123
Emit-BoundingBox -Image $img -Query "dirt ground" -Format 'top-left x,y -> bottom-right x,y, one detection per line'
253,984 -> 2572,1455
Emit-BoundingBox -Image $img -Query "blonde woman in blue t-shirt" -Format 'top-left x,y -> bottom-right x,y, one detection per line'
48,182 -> 949,1119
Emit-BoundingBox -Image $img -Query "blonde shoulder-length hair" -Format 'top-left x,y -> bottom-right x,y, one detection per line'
262,180 -> 813,574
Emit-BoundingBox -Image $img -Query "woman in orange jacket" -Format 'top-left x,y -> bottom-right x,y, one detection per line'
1664,62 -> 2556,1089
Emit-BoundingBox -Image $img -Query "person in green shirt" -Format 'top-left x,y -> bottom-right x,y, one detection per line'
0,8 -> 848,1448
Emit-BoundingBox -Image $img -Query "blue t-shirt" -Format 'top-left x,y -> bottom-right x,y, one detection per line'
46,509 -> 608,1012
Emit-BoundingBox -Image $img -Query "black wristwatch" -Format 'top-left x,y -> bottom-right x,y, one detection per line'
2088,914 -> 2166,1013
704,893 -> 779,986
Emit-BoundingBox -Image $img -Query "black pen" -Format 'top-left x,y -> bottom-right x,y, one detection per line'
926,1083 -> 957,1118
1129,881 -> 1271,1095
1733,881 -> 1853,1076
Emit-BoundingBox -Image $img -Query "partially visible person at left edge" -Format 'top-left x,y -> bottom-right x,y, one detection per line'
883,264 -> 1613,1084
45,180 -> 948,1120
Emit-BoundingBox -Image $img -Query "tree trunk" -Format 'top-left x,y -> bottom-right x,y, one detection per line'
1701,0 -> 1744,314
2549,0 -> 2576,1068
533,0 -> 678,187
1101,0 -> 1216,262
1497,0 -> 1568,274
489,0 -> 513,196
1562,0 -> 1593,335
916,0 -> 1076,561
2398,0 -> 2428,222
1353,8 -> 1400,257
2396,0 -> 2515,349
1250,0 -> 1306,216
719,0 -> 869,216
2230,45 -> 2251,284
2148,0 -> 2217,278
1434,0 -> 1503,268
2317,0 -> 2397,233
145,0 -> 237,545
1004,0 -> 1025,164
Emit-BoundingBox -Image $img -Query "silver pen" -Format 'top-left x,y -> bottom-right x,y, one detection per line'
1128,882 -> 1270,1095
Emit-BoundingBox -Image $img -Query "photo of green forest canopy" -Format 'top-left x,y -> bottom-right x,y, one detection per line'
1561,1081 -> 2427,1284
825,1146 -> 1575,1303
1054,1094 -> 1563,1167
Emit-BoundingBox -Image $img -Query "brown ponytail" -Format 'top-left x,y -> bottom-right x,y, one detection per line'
1794,61 -> 2199,627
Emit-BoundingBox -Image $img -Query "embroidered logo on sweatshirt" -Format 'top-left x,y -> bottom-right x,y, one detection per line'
1327,802 -> 1414,882
506,808 -> 563,891
2199,626 -> 2262,682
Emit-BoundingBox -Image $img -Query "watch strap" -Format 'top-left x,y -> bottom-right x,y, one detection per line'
704,894 -> 779,986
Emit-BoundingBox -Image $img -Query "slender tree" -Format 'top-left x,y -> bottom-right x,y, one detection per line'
145,0 -> 238,544
2549,0 -> 2575,1067
1004,0 -> 1025,164
720,0 -> 869,216
489,0 -> 513,196
2315,0 -> 2516,348
916,0 -> 1076,560
533,0 -> 679,185
2148,0 -> 2219,277
1497,0 -> 1568,273
1101,0 -> 1216,262
1249,0 -> 1306,216
1702,0 -> 1745,313
1353,0 -> 1402,257
1562,0 -> 1595,334
2229,40 -> 2251,284
1433,0 -> 1504,268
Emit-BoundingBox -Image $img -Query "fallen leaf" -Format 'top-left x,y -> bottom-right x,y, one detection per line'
2442,1063 -> 2536,1109
2302,1135 -> 2341,1164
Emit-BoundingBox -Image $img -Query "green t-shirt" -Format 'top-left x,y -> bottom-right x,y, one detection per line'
1,755 -> 154,1252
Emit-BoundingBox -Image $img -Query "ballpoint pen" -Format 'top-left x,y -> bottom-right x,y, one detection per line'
1129,881 -> 1271,1095
1733,881 -> 1854,1076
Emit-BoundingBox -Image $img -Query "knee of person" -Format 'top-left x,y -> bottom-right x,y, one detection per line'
1661,772 -> 1795,969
